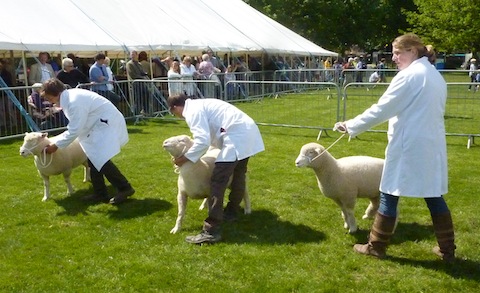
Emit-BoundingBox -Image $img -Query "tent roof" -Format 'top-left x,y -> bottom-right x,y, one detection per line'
0,0 -> 337,58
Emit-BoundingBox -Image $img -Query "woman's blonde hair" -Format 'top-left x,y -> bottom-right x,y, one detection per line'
392,33 -> 426,58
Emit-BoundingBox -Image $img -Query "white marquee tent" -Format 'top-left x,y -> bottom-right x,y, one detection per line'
0,0 -> 337,58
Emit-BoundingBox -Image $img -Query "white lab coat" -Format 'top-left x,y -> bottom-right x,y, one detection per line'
345,57 -> 448,197
54,89 -> 128,171
182,98 -> 264,163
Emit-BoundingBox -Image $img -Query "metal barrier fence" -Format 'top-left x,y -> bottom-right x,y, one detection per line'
1,71 -> 479,148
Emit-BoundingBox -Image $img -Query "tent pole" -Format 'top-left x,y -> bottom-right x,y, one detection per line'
21,51 -> 28,86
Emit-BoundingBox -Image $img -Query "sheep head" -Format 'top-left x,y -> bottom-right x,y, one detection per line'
162,135 -> 194,158
295,143 -> 325,168
19,132 -> 50,157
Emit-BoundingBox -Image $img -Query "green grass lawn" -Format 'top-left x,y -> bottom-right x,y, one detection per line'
1,98 -> 479,292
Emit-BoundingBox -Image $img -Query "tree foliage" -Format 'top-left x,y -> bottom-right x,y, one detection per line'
244,0 -> 476,55
405,0 -> 480,53
244,0 -> 415,54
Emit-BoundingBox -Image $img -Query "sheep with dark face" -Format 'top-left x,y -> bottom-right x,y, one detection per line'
295,142 -> 384,233
19,132 -> 90,201
163,134 -> 251,234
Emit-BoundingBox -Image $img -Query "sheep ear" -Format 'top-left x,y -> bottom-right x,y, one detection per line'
41,132 -> 48,138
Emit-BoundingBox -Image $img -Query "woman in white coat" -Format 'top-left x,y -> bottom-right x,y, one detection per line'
168,94 -> 264,244
335,33 -> 455,262
42,78 -> 135,204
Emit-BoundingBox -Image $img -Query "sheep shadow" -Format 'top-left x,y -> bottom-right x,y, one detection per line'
221,209 -> 326,245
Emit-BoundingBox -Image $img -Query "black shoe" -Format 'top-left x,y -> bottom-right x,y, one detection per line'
185,231 -> 221,244
109,188 -> 135,204
82,193 -> 110,203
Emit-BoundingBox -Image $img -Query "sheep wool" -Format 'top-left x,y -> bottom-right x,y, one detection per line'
19,132 -> 90,201
295,142 -> 384,233
163,134 -> 251,234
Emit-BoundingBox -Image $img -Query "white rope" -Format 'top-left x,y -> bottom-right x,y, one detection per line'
309,133 -> 346,163
170,145 -> 188,174
21,141 -> 54,169
38,147 -> 54,169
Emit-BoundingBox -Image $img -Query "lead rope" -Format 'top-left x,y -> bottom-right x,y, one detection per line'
309,133 -> 346,163
171,145 -> 188,174
39,147 -> 54,168
21,142 -> 54,168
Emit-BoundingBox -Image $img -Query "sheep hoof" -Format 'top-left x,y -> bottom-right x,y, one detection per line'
42,197 -> 48,202
170,227 -> 179,234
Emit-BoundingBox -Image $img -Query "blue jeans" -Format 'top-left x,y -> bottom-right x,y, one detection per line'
378,192 -> 450,217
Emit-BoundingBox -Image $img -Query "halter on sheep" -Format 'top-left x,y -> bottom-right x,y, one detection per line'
19,139 -> 54,168
304,133 -> 346,163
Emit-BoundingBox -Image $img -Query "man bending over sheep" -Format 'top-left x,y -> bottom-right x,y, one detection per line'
42,78 -> 135,204
168,94 -> 264,244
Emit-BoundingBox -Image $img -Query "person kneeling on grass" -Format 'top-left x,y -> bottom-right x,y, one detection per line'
42,78 -> 135,205
168,93 -> 264,244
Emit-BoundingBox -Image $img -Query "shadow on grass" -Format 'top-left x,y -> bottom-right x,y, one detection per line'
387,256 -> 480,282
222,209 -> 326,245
351,222 -> 435,245
107,198 -> 173,219
352,221 -> 480,281
54,192 -> 172,219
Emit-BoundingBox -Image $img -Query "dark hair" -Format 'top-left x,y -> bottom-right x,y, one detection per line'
41,78 -> 66,96
95,53 -> 106,61
138,51 -> 148,61
167,93 -> 189,109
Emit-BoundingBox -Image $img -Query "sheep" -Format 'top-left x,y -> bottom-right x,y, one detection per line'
295,142 -> 384,233
19,132 -> 90,201
162,134 -> 251,234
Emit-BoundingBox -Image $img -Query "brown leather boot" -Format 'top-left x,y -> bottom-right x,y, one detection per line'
431,212 -> 456,263
354,212 -> 396,259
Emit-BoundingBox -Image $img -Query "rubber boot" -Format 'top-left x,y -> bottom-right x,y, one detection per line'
353,212 -> 396,259
431,212 -> 456,263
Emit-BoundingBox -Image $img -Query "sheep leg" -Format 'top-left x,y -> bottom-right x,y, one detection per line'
41,173 -> 50,202
333,198 -> 352,231
62,170 -> 74,195
171,192 -> 188,234
82,161 -> 91,182
342,207 -> 357,234
243,184 -> 251,214
363,196 -> 380,219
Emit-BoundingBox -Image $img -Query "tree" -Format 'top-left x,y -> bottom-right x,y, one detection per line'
405,0 -> 480,53
244,0 -> 415,54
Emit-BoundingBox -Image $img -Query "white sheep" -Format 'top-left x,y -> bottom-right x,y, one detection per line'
295,142 -> 384,233
163,134 -> 251,234
19,132 -> 90,201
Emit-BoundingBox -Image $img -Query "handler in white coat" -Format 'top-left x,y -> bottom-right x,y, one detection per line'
42,78 -> 135,204
334,34 -> 455,262
168,94 -> 264,244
